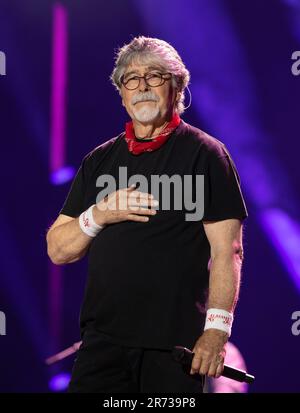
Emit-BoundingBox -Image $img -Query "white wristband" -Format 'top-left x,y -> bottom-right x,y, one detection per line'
79,205 -> 104,238
204,308 -> 233,336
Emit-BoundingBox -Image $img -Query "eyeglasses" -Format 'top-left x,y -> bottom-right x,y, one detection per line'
121,71 -> 172,90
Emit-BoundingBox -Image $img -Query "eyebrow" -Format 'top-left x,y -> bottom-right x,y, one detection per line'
123,66 -> 163,78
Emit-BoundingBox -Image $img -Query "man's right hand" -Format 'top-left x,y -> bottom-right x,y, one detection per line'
93,185 -> 159,226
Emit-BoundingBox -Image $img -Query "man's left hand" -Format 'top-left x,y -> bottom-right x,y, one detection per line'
190,329 -> 228,378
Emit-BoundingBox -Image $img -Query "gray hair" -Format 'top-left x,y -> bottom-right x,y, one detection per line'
110,36 -> 190,114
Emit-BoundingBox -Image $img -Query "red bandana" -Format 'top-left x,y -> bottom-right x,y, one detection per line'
124,113 -> 181,155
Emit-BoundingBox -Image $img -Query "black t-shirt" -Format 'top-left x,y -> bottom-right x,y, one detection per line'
60,120 -> 248,350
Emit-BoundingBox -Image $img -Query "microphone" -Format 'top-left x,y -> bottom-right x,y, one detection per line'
172,346 -> 255,384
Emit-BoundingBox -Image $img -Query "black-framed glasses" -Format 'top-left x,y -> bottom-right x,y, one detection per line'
121,71 -> 172,90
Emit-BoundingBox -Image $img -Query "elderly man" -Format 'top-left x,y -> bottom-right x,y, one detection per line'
47,36 -> 248,393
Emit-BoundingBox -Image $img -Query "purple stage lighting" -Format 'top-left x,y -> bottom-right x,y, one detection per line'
260,208 -> 300,293
49,372 -> 71,392
50,165 -> 75,185
50,3 -> 69,179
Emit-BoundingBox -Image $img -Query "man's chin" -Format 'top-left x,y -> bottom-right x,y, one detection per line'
134,116 -> 158,124
132,109 -> 160,124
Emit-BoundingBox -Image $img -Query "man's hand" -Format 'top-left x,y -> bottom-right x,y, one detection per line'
93,185 -> 158,226
190,329 -> 228,378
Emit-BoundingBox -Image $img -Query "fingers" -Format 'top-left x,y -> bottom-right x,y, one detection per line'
206,360 -> 224,378
128,202 -> 158,213
190,352 -> 202,375
207,360 -> 220,378
96,186 -> 159,224
126,187 -> 158,212
190,355 -> 210,376
130,208 -> 157,216
128,190 -> 155,202
190,350 -> 224,378
127,214 -> 150,222
125,186 -> 156,222
126,184 -> 138,191
111,188 -> 157,210
125,184 -> 153,198
215,361 -> 224,379
191,358 -> 223,378
128,199 -> 158,210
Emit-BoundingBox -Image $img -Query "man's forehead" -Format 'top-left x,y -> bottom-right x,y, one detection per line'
124,64 -> 162,75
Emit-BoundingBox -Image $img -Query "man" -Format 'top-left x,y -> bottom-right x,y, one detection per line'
46,36 -> 248,393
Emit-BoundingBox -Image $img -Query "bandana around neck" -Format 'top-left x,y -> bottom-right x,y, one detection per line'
124,113 -> 181,155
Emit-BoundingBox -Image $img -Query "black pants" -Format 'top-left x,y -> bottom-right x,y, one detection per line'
68,329 -> 204,393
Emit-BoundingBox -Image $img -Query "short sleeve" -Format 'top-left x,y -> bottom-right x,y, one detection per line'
59,156 -> 90,218
202,145 -> 248,222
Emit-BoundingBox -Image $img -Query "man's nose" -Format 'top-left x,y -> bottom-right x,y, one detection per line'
139,77 -> 149,92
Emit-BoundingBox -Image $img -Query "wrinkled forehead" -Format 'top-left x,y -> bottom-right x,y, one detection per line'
124,64 -> 163,77
124,53 -> 166,75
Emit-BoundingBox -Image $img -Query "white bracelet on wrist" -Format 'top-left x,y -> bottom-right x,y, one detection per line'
204,308 -> 233,336
79,204 -> 105,238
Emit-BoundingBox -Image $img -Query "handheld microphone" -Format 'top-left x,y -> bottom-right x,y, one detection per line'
172,346 -> 255,384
